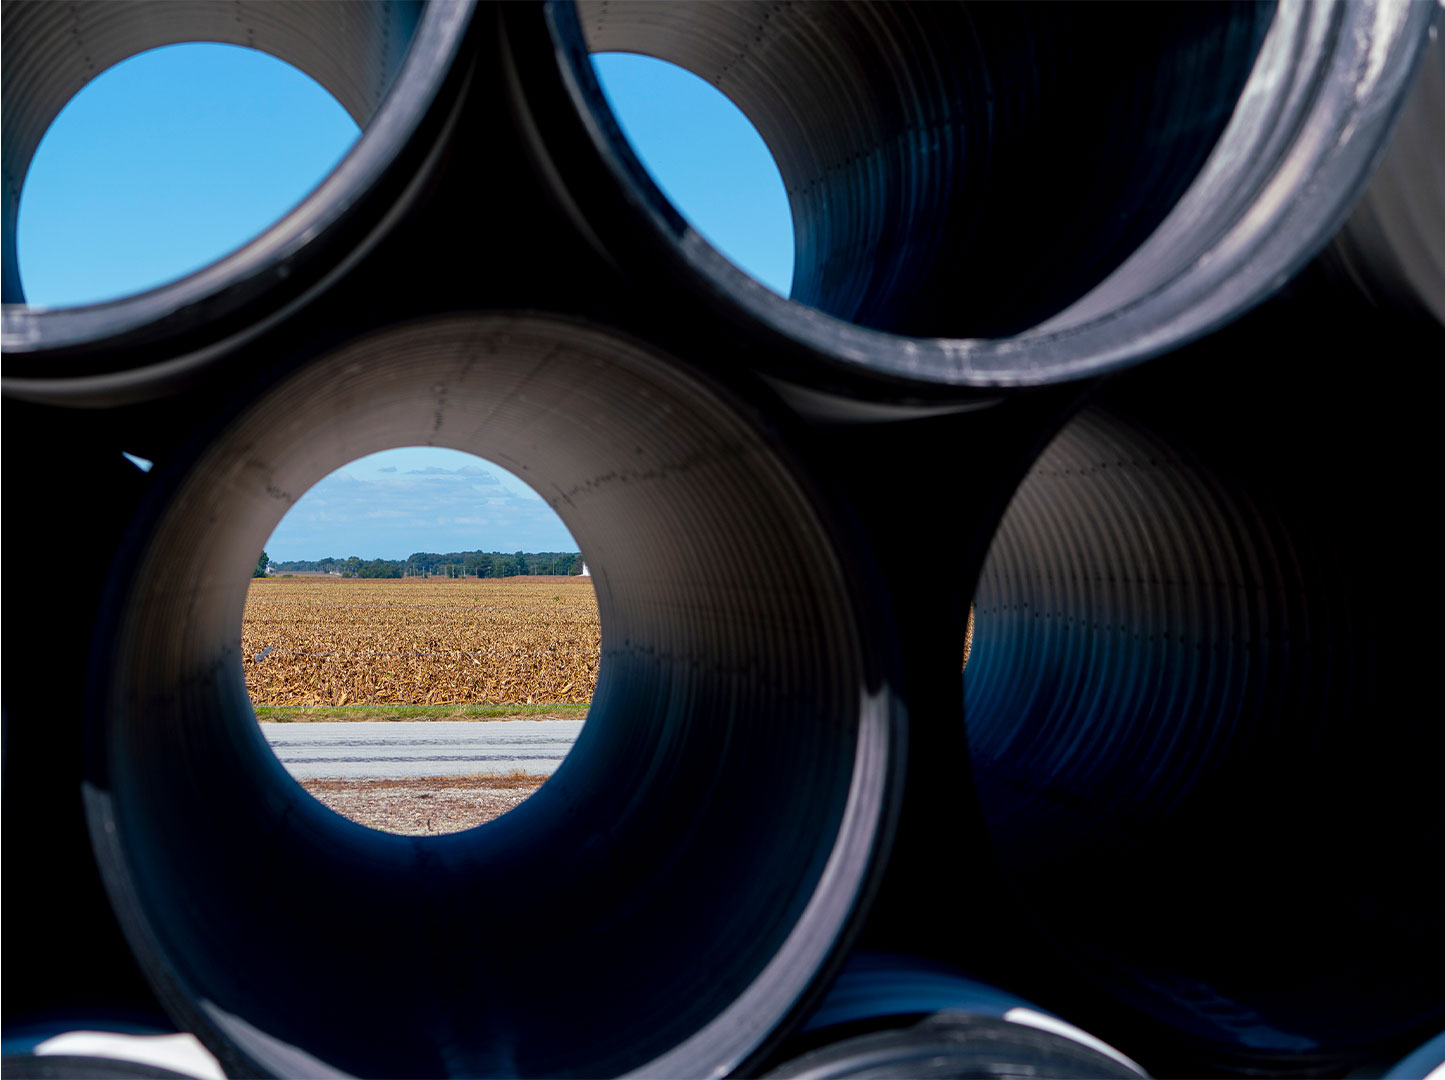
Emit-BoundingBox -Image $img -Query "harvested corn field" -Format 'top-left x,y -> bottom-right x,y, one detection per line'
244,576 -> 599,706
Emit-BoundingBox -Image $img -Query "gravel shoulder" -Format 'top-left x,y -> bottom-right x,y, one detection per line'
302,775 -> 548,835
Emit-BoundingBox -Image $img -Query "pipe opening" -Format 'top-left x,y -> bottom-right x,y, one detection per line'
963,394 -> 1443,1069
246,447 -> 597,837
574,1 -> 1272,340
2,0 -> 424,307
89,315 -> 894,1078
591,52 -> 794,297
16,43 -> 359,308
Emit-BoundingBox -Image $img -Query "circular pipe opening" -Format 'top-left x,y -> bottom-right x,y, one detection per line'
16,43 -> 360,308
1,0 -> 470,394
248,447 -> 597,836
591,52 -> 794,297
87,315 -> 897,1078
963,400 -> 1443,1069
530,1 -> 1433,390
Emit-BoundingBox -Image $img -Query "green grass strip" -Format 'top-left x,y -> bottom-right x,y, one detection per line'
254,703 -> 590,723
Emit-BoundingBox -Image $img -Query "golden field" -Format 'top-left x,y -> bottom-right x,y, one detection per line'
243,576 -> 600,707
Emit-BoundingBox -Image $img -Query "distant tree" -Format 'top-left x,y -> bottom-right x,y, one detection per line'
254,550 -> 270,578
303,549 -> 583,578
358,559 -> 402,578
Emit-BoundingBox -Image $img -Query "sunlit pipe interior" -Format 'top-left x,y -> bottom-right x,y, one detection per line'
1,0 -> 423,303
1320,9 -> 1445,325
964,392 -> 1443,1068
0,1020 -> 223,1080
88,315 -> 894,1079
766,954 -> 1143,1080
579,1 -> 1272,339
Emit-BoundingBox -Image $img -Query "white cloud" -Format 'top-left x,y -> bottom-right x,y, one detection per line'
265,448 -> 576,561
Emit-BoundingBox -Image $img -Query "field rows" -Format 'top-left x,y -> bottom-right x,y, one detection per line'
243,577 -> 600,706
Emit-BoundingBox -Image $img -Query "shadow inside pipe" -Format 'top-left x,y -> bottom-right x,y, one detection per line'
962,308 -> 1445,1072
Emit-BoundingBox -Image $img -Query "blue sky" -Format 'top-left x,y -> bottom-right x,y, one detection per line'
22,43 -> 792,560
263,448 -> 578,561
18,45 -> 360,307
591,53 -> 792,295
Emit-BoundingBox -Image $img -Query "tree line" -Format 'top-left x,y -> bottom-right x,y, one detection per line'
269,550 -> 584,578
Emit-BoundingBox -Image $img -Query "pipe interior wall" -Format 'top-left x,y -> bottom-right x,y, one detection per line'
579,1 -> 1271,340
87,315 -> 895,1079
0,0 -> 422,303
964,319 -> 1444,1069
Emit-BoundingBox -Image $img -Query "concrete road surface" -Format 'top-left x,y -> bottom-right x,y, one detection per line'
260,720 -> 584,779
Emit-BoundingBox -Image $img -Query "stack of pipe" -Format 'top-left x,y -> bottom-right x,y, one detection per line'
3,2 -> 1440,1076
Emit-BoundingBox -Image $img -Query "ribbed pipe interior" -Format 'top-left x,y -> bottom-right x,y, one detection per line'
1,0 -> 423,303
91,315 -> 891,1078
579,1 -> 1271,339
964,404 -> 1442,1062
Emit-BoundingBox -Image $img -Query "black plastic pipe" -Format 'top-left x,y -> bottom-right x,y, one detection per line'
962,306 -> 1444,1075
82,315 -> 900,1078
2,4 -> 1441,1077
512,0 -> 1438,399
763,954 -> 1145,1080
0,0 -> 470,403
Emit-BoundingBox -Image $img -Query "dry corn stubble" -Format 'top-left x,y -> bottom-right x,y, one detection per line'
243,576 -> 600,706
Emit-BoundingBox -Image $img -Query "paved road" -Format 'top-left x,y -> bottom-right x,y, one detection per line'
260,720 -> 584,779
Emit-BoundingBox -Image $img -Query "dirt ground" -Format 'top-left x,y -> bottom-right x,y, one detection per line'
302,775 -> 548,835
